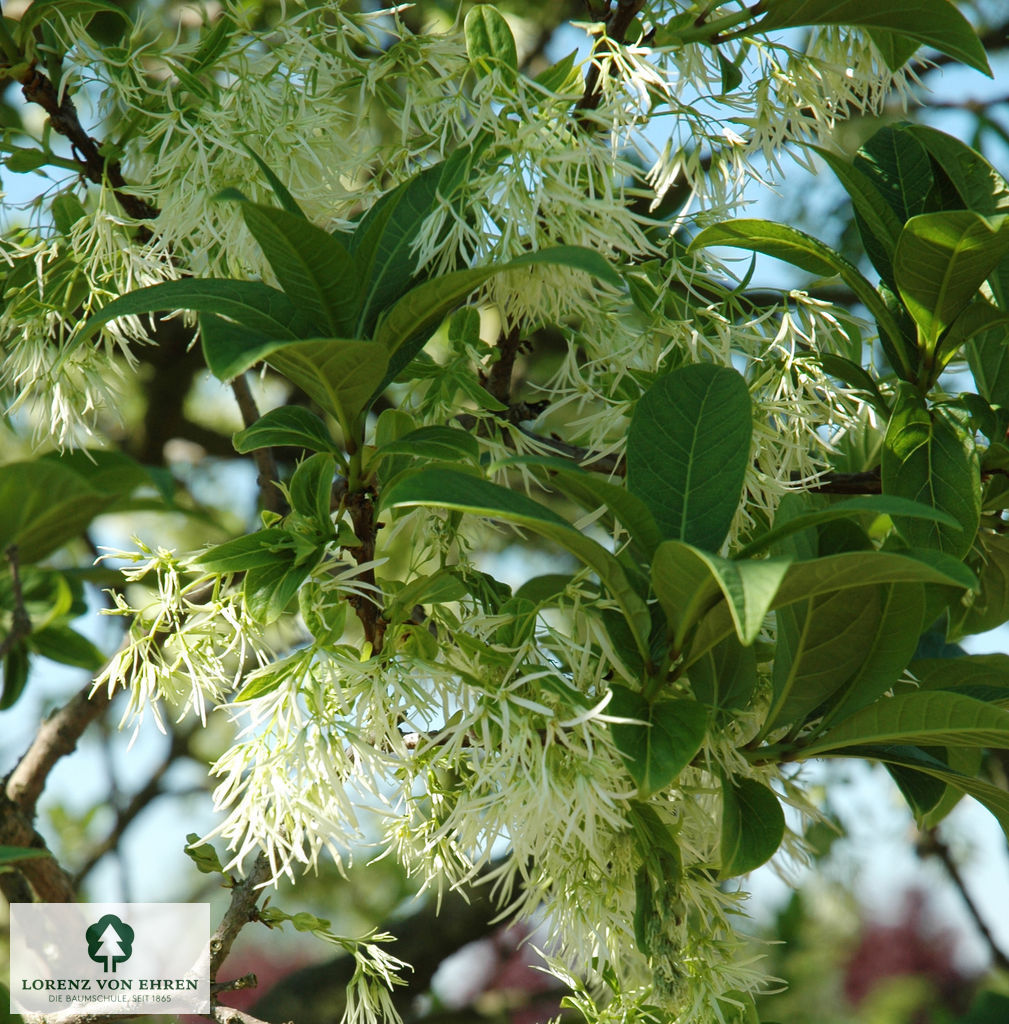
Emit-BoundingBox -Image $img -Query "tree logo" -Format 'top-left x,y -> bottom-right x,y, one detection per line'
85,915 -> 135,974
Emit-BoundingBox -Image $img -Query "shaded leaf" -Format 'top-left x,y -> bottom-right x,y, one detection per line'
627,364 -> 752,551
719,775 -> 785,878
233,406 -> 337,454
608,684 -> 708,797
881,387 -> 980,557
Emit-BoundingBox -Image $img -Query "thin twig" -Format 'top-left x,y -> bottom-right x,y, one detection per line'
918,827 -> 1009,972
73,725 -> 199,885
210,851 -> 274,979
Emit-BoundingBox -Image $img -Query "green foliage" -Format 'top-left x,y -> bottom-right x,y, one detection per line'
4,4 -> 1008,1024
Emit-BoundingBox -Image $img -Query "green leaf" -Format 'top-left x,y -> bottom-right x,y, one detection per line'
627,364 -> 751,551
51,192 -> 88,235
289,453 -> 335,526
193,528 -> 295,573
801,690 -> 1009,755
29,625 -> 105,670
239,141 -> 306,218
608,684 -> 708,797
881,388 -> 980,557
185,833 -> 225,874
233,406 -> 337,454
374,246 -> 621,390
264,338 -> 389,436
719,775 -> 785,878
755,0 -> 991,77
811,145 -> 903,288
244,558 -> 315,623
74,279 -> 315,367
0,845 -> 52,865
382,468 -> 651,659
815,353 -> 889,416
373,426 -> 480,464
465,5 -> 518,83
228,199 -> 358,336
737,495 -> 960,559
652,540 -> 791,649
818,583 -> 926,725
894,211 -> 1009,352
854,124 -> 933,226
768,585 -> 887,730
688,549 -> 974,666
933,300 -> 1009,376
0,460 -> 112,563
1,643 -> 30,711
689,635 -> 758,712
906,125 -> 1009,220
498,455 -> 663,561
352,150 -> 481,337
866,29 -> 920,71
16,0 -> 131,40
689,220 -> 911,378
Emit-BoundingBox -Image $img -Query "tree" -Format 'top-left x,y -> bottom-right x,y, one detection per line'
1,1 -> 1009,1023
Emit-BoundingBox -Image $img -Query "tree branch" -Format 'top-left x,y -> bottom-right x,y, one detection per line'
230,373 -> 285,516
576,1 -> 646,116
17,64 -> 159,224
210,852 -> 274,979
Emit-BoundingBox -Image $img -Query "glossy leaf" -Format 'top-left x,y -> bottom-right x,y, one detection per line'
894,211 -> 1009,351
608,685 -> 708,797
854,124 -> 933,226
818,584 -> 926,725
881,388 -> 980,557
755,0 -> 991,77
289,453 -> 336,526
768,586 -> 885,730
193,528 -> 295,573
230,200 -> 358,336
802,690 -> 1009,755
719,775 -> 785,878
373,426 -> 480,463
382,468 -> 651,657
265,338 -> 389,435
239,142 -> 307,219
813,744 -> 1009,840
688,550 -> 975,666
232,406 -> 337,454
244,558 -> 316,623
736,494 -> 960,558
353,149 -> 482,337
812,145 -> 903,287
498,455 -> 663,561
652,540 -> 791,649
627,365 -> 752,551
689,220 -> 911,377
75,279 -> 315,368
